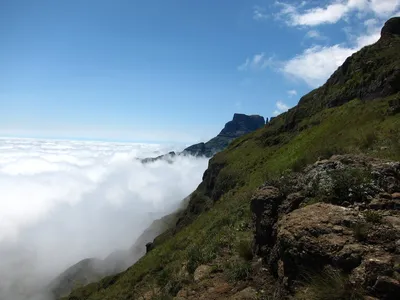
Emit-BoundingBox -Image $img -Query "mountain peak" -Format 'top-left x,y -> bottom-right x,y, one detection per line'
381,17 -> 400,39
220,114 -> 265,137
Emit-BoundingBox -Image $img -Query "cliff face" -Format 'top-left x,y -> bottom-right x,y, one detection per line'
64,18 -> 400,300
183,114 -> 266,157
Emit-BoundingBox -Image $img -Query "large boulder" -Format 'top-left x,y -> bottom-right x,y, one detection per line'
251,155 -> 400,299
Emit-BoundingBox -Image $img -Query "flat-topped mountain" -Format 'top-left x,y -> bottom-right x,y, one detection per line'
142,113 -> 265,163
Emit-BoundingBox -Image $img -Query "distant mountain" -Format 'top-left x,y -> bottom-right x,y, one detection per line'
141,113 -> 266,163
48,200 -> 184,299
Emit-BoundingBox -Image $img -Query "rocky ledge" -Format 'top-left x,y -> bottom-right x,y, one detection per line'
252,155 -> 400,299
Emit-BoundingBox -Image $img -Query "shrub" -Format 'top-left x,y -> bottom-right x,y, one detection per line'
359,131 -> 378,150
291,157 -> 308,172
237,239 -> 254,261
352,222 -> 369,241
226,261 -> 252,281
156,268 -> 170,287
296,267 -> 365,300
329,168 -> 371,204
363,210 -> 382,223
186,247 -> 203,274
186,241 -> 218,274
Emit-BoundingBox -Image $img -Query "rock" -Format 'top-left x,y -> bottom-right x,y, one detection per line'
275,203 -> 361,280
145,242 -> 154,253
380,193 -> 393,200
373,276 -> 400,299
392,193 -> 400,200
212,281 -> 231,294
381,17 -> 400,39
251,258 -> 263,273
250,186 -> 284,255
143,288 -> 160,300
175,288 -> 189,299
231,287 -> 258,300
388,99 -> 400,115
284,192 -> 305,212
193,265 -> 212,282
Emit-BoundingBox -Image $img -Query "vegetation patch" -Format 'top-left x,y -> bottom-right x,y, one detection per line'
352,222 -> 370,241
236,239 -> 254,261
363,210 -> 383,223
225,260 -> 252,282
328,168 -> 372,204
295,267 -> 365,300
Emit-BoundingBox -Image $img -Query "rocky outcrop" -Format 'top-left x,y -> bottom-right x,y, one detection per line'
142,114 -> 265,162
252,155 -> 400,299
381,17 -> 400,39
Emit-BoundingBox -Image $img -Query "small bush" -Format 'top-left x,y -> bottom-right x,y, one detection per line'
352,222 -> 369,241
291,157 -> 308,172
363,210 -> 382,223
156,268 -> 170,287
186,247 -> 203,274
226,261 -> 252,281
329,168 -> 371,204
359,131 -> 378,150
237,239 -> 254,261
186,241 -> 219,274
296,267 -> 365,300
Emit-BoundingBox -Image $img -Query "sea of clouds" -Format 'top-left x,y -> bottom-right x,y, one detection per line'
0,137 -> 209,300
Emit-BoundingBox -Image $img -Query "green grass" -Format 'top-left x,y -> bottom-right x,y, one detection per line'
363,210 -> 383,223
295,267 -> 365,300
225,260 -> 252,282
236,239 -> 254,261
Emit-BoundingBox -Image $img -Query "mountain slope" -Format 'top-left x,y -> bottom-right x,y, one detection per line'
63,17 -> 400,300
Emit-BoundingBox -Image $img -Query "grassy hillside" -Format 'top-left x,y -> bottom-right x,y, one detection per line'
63,19 -> 400,300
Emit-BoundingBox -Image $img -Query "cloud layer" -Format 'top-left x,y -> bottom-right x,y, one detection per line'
0,138 -> 208,299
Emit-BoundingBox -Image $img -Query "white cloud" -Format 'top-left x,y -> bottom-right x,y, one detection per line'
248,1 -> 398,89
305,29 -> 327,40
282,44 -> 356,87
370,0 -> 400,16
253,5 -> 268,20
273,100 -> 291,116
276,0 -> 400,26
238,53 -> 274,71
282,20 -> 381,87
0,138 -> 208,299
287,90 -> 298,97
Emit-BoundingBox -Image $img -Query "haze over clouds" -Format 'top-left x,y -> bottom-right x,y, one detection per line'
0,138 -> 208,299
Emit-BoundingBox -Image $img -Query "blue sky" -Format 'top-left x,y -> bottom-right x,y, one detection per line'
1,0 -> 399,143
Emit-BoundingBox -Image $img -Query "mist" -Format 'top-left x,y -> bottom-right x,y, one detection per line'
0,137 -> 208,300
